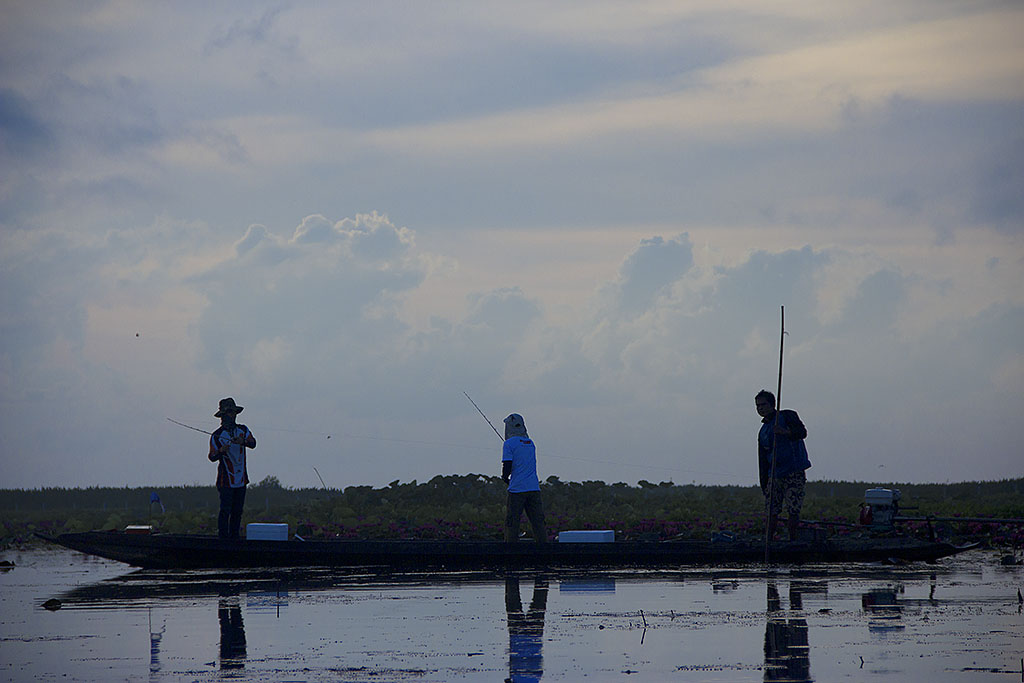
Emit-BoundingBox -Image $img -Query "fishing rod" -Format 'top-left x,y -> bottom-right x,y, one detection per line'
167,417 -> 212,436
313,467 -> 328,490
167,417 -> 246,453
463,391 -> 503,442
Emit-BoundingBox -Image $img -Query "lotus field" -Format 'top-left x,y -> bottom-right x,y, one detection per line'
2,475 -> 1022,548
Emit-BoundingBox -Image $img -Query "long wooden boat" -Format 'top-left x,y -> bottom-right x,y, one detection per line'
36,531 -> 974,570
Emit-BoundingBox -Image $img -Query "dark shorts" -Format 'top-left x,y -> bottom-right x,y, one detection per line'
765,470 -> 806,516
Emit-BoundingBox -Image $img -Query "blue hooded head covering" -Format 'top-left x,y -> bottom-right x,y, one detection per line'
503,413 -> 528,440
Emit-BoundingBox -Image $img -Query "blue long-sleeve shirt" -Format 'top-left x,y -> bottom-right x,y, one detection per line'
758,409 -> 811,489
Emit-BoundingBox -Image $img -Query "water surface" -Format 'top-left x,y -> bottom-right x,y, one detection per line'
1,547 -> 1020,681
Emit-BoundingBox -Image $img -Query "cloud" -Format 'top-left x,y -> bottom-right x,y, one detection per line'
290,214 -> 336,244
609,235 -> 695,315
364,7 -> 1024,156
0,3 -> 1021,489
194,213 -> 429,390
204,5 -> 291,54
0,207 -> 1020,488
235,223 -> 268,255
0,88 -> 51,157
970,137 -> 1024,233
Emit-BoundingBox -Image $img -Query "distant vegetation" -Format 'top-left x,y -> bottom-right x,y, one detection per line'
2,476 -> 1022,548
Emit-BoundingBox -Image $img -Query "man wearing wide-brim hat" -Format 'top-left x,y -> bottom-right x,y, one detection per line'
208,398 -> 257,539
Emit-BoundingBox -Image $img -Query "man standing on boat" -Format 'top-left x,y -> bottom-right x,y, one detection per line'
502,413 -> 547,543
209,397 -> 257,539
755,390 -> 811,541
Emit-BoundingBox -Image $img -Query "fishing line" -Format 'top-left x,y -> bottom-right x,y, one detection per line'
260,427 -> 495,452
538,451 -> 739,480
169,418 -> 745,480
460,390 -> 739,479
269,426 -> 740,478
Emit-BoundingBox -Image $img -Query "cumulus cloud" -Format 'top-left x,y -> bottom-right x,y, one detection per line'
194,213 -> 429,390
235,223 -> 268,254
609,235 -> 695,315
0,206 -> 1020,488
1,3 -> 1021,489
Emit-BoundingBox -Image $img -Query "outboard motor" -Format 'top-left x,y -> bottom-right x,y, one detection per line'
862,488 -> 901,529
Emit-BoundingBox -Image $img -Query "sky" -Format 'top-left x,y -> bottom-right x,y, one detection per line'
1,1 -> 1022,491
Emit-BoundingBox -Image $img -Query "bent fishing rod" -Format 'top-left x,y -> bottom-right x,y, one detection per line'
167,417 -> 246,453
170,418 -> 332,490
167,417 -> 212,435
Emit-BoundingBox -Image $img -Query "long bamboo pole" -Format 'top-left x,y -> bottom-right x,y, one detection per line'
764,305 -> 785,564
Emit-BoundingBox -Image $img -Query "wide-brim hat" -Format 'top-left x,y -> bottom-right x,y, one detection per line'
215,397 -> 244,417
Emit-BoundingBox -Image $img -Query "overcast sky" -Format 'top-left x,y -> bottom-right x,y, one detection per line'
2,1 -> 1021,490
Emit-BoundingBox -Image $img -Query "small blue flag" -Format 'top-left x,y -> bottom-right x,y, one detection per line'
150,492 -> 165,513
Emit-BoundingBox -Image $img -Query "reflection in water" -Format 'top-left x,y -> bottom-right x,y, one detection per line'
149,609 -> 165,678
218,594 -> 248,671
505,575 -> 548,683
558,578 -> 615,594
764,581 -> 812,682
862,587 -> 904,633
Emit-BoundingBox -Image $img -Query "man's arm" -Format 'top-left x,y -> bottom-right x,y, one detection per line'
502,439 -> 513,482
776,410 -> 807,440
208,431 -> 223,462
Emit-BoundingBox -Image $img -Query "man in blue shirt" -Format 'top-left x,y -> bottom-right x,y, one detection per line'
502,413 -> 547,543
756,390 -> 811,541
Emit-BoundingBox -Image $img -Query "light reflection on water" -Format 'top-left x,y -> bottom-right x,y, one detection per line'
0,548 -> 1020,681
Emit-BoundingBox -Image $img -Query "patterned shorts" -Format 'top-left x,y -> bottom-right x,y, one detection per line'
765,470 -> 806,516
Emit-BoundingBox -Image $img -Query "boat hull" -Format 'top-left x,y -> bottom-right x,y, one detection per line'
37,531 -> 972,570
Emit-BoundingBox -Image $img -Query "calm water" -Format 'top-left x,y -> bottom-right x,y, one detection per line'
0,547 -> 1021,682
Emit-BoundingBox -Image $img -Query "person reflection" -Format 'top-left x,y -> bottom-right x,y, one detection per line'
764,581 -> 811,682
217,593 -> 247,670
149,609 -> 165,679
505,574 -> 548,683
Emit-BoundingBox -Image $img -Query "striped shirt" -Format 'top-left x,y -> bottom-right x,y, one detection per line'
210,424 -> 254,488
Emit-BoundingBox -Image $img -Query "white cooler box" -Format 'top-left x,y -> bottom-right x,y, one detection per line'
557,530 -> 615,543
245,523 -> 289,541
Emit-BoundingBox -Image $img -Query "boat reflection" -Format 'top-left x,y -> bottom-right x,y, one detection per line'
861,586 -> 904,633
505,574 -> 548,683
764,581 -> 812,682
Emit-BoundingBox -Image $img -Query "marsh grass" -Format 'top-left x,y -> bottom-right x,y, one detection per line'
3,476 -> 1022,547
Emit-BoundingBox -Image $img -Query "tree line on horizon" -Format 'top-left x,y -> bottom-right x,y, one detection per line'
2,475 -> 1021,547
1,474 -> 1021,508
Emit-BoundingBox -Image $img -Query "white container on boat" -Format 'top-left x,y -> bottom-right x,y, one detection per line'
557,530 -> 615,543
246,523 -> 289,541
864,488 -> 896,507
864,488 -> 901,526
